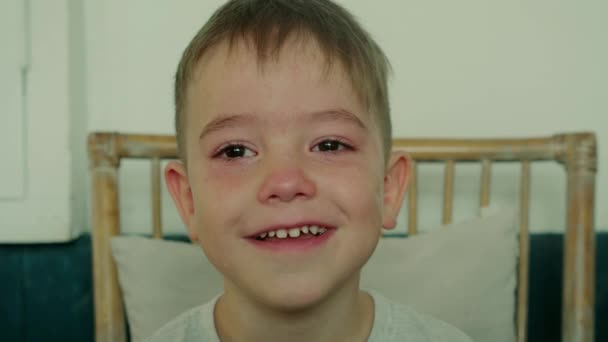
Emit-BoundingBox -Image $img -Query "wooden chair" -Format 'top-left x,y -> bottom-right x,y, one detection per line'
88,131 -> 597,342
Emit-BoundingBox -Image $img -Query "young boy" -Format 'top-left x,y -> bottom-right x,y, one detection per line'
155,0 -> 473,341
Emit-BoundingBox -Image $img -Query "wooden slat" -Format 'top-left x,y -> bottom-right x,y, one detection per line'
151,158 -> 163,239
392,136 -> 561,161
88,133 -> 127,342
442,160 -> 455,225
118,134 -> 177,159
91,167 -> 126,342
407,160 -> 418,235
561,133 -> 596,342
480,159 -> 492,208
517,161 -> 531,342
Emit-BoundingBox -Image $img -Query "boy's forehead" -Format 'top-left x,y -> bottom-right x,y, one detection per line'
192,35 -> 340,84
187,36 -> 368,119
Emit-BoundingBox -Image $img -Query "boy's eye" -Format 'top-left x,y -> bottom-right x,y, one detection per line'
215,144 -> 256,159
313,139 -> 353,152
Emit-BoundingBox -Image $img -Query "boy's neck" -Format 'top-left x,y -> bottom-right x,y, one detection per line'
214,276 -> 374,342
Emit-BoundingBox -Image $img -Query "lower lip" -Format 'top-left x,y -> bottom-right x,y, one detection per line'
247,229 -> 335,253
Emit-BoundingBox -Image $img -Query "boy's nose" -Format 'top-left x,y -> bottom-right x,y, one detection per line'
257,160 -> 316,204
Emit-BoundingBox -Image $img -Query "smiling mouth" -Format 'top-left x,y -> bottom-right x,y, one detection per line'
247,224 -> 335,252
252,225 -> 329,241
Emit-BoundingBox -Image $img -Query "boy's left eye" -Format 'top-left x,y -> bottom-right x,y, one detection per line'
214,144 -> 256,159
312,139 -> 353,152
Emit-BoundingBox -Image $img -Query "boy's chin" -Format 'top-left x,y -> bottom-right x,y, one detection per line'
246,275 -> 357,313
255,288 -> 332,313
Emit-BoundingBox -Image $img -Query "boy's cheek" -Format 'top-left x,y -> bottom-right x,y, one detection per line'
195,161 -> 252,187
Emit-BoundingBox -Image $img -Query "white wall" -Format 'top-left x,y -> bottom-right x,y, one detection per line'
0,0 -> 27,200
79,0 -> 606,236
0,0 -> 74,242
68,0 -> 89,244
5,1 -> 603,240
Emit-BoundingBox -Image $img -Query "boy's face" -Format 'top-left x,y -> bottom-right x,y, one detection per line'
166,37 -> 409,310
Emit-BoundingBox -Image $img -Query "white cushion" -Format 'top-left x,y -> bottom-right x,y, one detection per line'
111,237 -> 223,342
111,208 -> 517,342
361,208 -> 518,342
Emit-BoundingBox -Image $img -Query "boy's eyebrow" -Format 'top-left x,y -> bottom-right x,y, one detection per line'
309,109 -> 367,130
199,109 -> 367,140
199,113 -> 258,140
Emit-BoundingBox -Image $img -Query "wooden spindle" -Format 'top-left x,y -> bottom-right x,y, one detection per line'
480,159 -> 492,208
407,160 -> 418,235
517,161 -> 531,342
442,160 -> 455,225
151,157 -> 163,239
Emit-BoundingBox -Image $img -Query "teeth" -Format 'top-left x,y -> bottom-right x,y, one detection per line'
255,225 -> 329,241
276,229 -> 288,239
309,226 -> 319,235
288,228 -> 301,238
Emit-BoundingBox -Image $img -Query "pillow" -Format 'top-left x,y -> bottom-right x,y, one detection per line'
111,237 -> 223,342
111,208 -> 518,342
361,208 -> 518,342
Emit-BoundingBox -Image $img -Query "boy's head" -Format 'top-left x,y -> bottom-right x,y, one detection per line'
165,0 -> 409,312
174,0 -> 393,165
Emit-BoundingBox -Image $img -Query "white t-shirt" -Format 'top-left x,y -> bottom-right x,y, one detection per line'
145,291 -> 473,342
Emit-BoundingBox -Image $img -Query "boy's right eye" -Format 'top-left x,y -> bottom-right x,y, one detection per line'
213,144 -> 256,160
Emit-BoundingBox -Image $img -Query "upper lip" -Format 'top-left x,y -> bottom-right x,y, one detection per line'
247,221 -> 336,238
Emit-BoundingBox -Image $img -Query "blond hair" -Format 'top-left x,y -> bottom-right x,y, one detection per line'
175,0 -> 392,162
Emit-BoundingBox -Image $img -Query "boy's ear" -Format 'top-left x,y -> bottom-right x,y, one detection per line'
382,152 -> 411,230
164,161 -> 199,241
